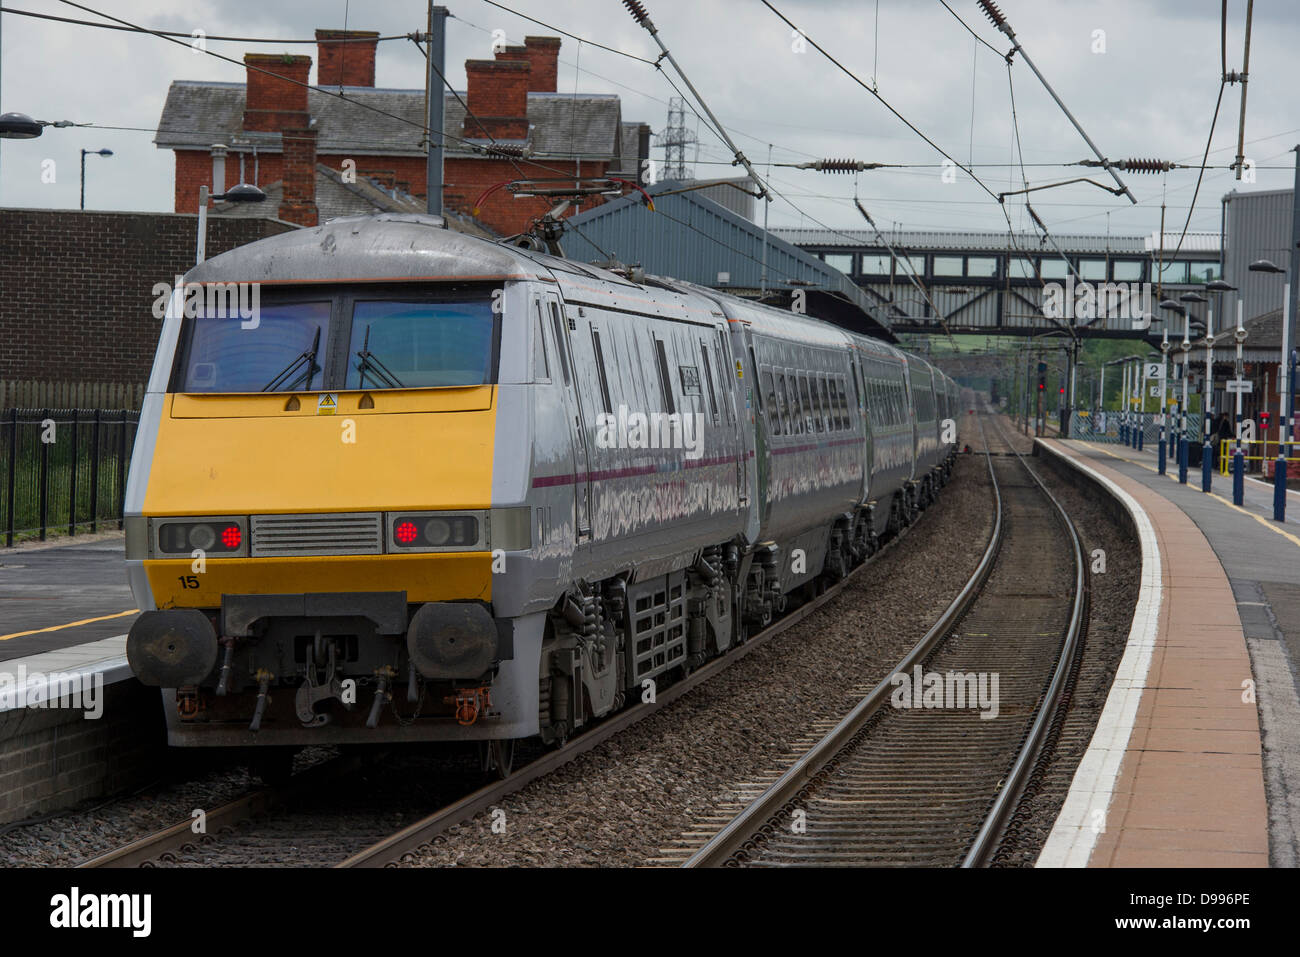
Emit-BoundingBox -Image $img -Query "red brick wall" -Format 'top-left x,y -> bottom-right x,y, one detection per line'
280,128 -> 319,227
464,60 -> 530,140
174,148 -> 610,237
0,210 -> 294,386
522,36 -> 561,93
315,30 -> 378,87
243,54 -> 311,132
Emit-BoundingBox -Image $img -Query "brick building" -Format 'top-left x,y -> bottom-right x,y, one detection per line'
154,30 -> 650,235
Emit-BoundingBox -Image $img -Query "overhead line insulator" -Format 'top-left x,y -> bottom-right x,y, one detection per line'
622,0 -> 652,28
795,158 -> 881,172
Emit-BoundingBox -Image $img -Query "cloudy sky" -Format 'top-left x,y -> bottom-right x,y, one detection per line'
2,0 -> 1296,241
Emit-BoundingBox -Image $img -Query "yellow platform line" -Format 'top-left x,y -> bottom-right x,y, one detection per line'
1082,443 -> 1300,551
0,608 -> 139,642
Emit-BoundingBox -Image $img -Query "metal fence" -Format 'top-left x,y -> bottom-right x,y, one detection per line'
1,408 -> 140,547
1069,411 -> 1206,452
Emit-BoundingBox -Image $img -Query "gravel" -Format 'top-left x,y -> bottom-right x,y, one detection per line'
403,452 -> 995,867
992,438 -> 1141,865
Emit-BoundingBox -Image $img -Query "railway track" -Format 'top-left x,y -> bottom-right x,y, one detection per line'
79,464 -> 949,869
677,411 -> 1087,867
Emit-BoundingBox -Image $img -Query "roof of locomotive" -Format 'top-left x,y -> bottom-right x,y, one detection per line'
184,214 -> 936,376
187,213 -> 553,285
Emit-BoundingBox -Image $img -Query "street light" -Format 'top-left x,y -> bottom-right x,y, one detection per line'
1179,292 -> 1208,485
1158,300 -> 1186,475
1250,258 -> 1290,518
196,182 -> 267,264
79,148 -> 113,210
0,112 -> 44,138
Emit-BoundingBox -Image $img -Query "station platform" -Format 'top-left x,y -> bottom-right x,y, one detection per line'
0,534 -> 138,662
1037,438 -> 1300,868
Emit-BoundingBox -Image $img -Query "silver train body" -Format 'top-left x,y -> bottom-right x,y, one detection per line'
123,214 -> 959,749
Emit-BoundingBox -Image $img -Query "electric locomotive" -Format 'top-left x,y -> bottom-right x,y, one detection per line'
124,213 -> 958,770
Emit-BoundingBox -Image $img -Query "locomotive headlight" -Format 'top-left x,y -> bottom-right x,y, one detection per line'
151,516 -> 248,558
386,512 -> 484,551
424,518 -> 452,545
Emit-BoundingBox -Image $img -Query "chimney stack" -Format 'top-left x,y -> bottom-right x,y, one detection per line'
464,59 -> 531,140
210,143 -> 228,195
278,126 -> 318,227
316,29 -> 379,88
521,37 -> 560,93
243,54 -> 312,132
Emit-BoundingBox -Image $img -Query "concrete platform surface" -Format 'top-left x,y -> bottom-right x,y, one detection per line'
1038,439 -> 1297,868
0,534 -> 138,662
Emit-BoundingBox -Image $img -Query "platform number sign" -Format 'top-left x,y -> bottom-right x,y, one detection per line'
1145,363 -> 1165,380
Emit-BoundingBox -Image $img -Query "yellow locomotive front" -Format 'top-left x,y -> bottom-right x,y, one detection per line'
123,221 -> 544,750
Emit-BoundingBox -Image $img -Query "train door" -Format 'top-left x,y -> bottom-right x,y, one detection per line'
851,356 -> 872,501
718,326 -> 749,509
545,292 -> 591,540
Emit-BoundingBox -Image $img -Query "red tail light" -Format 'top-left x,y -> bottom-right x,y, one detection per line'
395,520 -> 419,544
221,524 -> 241,549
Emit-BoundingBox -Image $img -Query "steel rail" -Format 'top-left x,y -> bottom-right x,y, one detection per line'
78,754 -> 365,868
684,408 -> 1085,868
683,435 -> 1002,867
335,499 -> 938,868
960,412 -> 1087,866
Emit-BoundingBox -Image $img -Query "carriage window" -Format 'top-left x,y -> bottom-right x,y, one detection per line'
762,371 -> 780,435
776,373 -> 791,434
798,375 -> 814,433
548,302 -> 570,386
700,343 -> 719,420
654,336 -> 676,414
817,377 -> 831,432
785,374 -> 803,434
591,328 -> 613,413
533,303 -> 550,382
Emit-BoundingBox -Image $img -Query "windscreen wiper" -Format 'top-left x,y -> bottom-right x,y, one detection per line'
353,325 -> 405,389
260,326 -> 321,392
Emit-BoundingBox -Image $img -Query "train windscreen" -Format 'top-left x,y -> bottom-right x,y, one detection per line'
345,299 -> 495,389
178,300 -> 331,393
173,290 -> 498,393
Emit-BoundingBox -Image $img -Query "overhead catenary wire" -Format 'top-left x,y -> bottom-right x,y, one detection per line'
0,5 -> 410,42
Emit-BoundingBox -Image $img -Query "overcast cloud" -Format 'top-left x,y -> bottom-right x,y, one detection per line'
1,0 -> 1294,240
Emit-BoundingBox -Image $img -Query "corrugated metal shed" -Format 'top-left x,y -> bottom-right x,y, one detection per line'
1223,187 -> 1293,325
563,180 -> 889,333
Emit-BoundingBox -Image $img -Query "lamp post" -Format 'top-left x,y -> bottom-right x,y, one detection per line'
1203,280 -> 1237,492
1179,292 -> 1208,485
1120,358 -> 1130,445
1230,298 -> 1249,505
1250,258 -> 1290,519
196,182 -> 267,264
79,148 -> 113,210
1158,300 -> 1185,475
